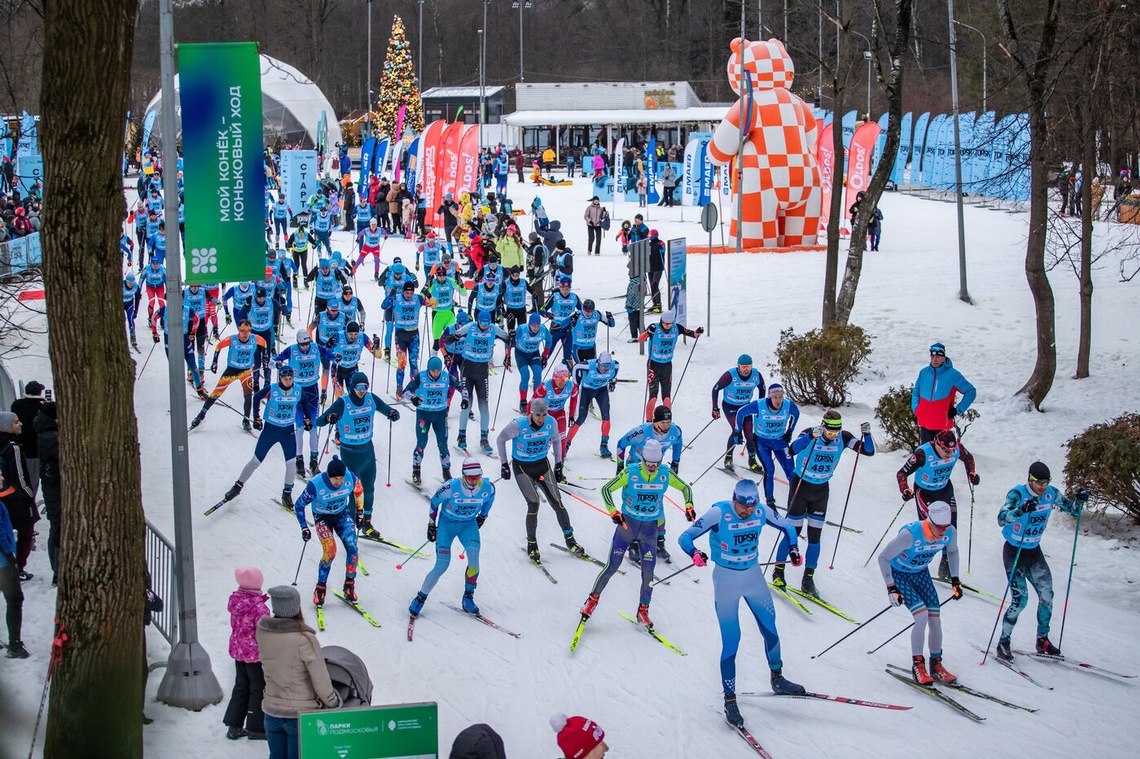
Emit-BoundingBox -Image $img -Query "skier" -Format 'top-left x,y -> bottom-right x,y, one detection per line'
734,383 -> 800,507
994,461 -> 1087,660
219,364 -> 302,508
190,320 -> 267,431
563,352 -> 619,458
304,257 -> 347,316
615,406 -> 685,562
246,289 -> 276,393
294,456 -> 364,606
540,277 -> 582,367
330,322 -> 378,398
380,280 -> 427,399
406,356 -> 468,485
912,343 -> 976,445
353,217 -> 386,280
415,229 -> 444,274
512,314 -> 553,414
222,281 -> 256,327
122,272 -> 142,350
501,266 -> 531,334
336,284 -> 365,328
408,458 -> 496,617
637,310 -> 703,422
422,265 -> 458,352
286,220 -> 318,288
310,205 -> 334,256
378,259 -> 416,358
183,282 -> 216,376
315,371 -> 399,539
159,302 -> 207,399
467,275 -> 502,324
896,429 -> 980,579
772,410 -> 875,597
306,298 -> 346,405
495,397 -> 581,562
270,193 -> 291,247
710,354 -> 764,471
274,330 -> 335,478
580,440 -> 694,626
569,300 -> 616,363
877,500 -> 962,685
142,258 -> 167,339
445,310 -> 510,455
531,365 -> 575,456
679,479 -> 806,728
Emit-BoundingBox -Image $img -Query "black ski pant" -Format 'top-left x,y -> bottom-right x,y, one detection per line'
512,458 -> 572,544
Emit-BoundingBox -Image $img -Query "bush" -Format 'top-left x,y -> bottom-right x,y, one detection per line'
875,384 -> 981,452
772,324 -> 872,408
1065,413 -> 1140,523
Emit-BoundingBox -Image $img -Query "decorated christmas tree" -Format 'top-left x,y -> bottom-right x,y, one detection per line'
376,15 -> 425,138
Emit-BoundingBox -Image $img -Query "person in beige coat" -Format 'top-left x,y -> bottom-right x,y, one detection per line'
257,585 -> 341,759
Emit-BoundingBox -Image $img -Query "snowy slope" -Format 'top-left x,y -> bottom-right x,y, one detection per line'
3,173 -> 1138,758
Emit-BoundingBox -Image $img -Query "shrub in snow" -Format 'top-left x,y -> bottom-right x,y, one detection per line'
1065,413 -> 1140,523
773,324 -> 871,407
875,385 -> 920,452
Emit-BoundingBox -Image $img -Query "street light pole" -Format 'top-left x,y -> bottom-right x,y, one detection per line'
851,29 -> 871,119
418,0 -> 425,92
948,0 -> 972,304
366,0 -> 372,137
954,19 -> 986,113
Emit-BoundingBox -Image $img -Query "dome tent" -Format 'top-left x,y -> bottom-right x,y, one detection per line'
143,54 -> 336,149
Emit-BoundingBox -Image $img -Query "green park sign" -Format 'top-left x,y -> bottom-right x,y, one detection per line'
300,701 -> 438,758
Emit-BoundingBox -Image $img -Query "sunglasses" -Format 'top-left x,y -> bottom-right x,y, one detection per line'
1028,475 -> 1050,484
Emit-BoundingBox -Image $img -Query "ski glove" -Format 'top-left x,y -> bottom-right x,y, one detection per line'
303,418 -> 312,431
951,577 -> 964,600
540,355 -> 548,369
326,336 -> 337,348
326,413 -> 340,425
252,418 -> 263,430
684,503 -> 697,522
210,358 -> 219,374
947,405 -> 958,419
554,462 -> 566,483
355,510 -> 363,528
788,546 -> 803,567
968,471 -> 980,486
887,584 -> 904,606
671,460 -> 680,474
610,511 -> 627,528
812,425 -> 824,439
901,488 -> 914,502
860,421 -> 871,435
501,463 -> 511,480
733,431 -> 743,445
712,407 -> 721,420
695,327 -> 704,335
411,395 -> 422,406
461,397 -> 470,410
615,458 -> 625,475
301,528 -> 311,542
225,314 -> 232,326
388,409 -> 400,421
608,381 -> 616,392
691,550 -> 708,567
475,514 -> 486,528
427,522 -> 437,542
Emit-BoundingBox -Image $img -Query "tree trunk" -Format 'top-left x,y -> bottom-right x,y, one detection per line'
41,1 -> 145,757
822,15 -> 847,328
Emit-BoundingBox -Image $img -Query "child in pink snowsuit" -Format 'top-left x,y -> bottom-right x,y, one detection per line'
222,566 -> 270,741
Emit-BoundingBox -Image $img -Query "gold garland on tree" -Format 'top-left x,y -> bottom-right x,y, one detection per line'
376,15 -> 426,139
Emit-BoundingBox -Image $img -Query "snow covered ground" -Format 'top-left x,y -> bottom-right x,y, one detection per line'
3,172 -> 1138,758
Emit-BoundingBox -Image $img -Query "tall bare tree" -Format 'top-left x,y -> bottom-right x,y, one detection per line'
41,0 -> 145,756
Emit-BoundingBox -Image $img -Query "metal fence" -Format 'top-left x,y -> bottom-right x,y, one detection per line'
145,519 -> 178,646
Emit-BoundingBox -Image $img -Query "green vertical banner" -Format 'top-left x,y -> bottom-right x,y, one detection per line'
177,42 -> 265,284
299,701 -> 438,758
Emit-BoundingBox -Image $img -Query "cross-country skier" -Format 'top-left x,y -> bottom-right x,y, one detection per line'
142,259 -> 167,339
563,352 -> 619,458
378,259 -> 417,357
222,281 -> 256,328
246,289 -> 277,393
531,365 -> 575,457
159,302 -> 207,398
495,397 -> 582,562
680,479 -> 806,728
711,354 -> 764,470
734,383 -> 800,507
772,410 -> 874,597
315,371 -> 399,540
330,322 -> 378,397
306,299 -> 346,405
286,220 -> 318,286
275,330 -> 335,478
336,284 -> 365,328
501,266 -> 531,334
406,356 -> 468,485
304,257 -> 347,316
445,310 -> 510,455
183,282 -> 216,376
615,406 -> 685,562
415,229 -> 444,274
994,461 -> 1087,660
408,458 -> 496,617
580,439 -> 694,626
540,277 -> 582,366
878,500 -> 962,685
637,310 -> 703,422
896,429 -> 979,580
295,456 -> 364,606
122,272 -> 142,350
381,280 -> 427,399
422,265 -> 459,352
569,299 -> 615,364
190,320 -> 267,431
512,314 -> 553,414
912,342 -> 976,445
219,364 -> 302,508
353,217 -> 386,280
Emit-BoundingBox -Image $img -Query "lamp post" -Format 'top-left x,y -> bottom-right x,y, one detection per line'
512,1 -> 533,83
948,0 -> 972,304
366,0 -> 372,137
851,29 -> 871,119
953,19 -> 986,113
418,0 -> 425,92
478,29 -> 485,131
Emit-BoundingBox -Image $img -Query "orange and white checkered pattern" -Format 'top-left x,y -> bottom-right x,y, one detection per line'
712,38 -> 822,248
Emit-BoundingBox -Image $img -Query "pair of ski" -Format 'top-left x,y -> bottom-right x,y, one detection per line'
316,591 -> 382,632
528,542 -> 623,585
768,583 -> 858,624
972,642 -> 1136,684
407,601 -> 521,641
885,663 -> 1038,721
718,468 -> 863,534
570,611 -> 685,656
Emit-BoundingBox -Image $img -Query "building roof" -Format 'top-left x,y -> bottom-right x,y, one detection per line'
422,86 -> 506,99
504,107 -> 728,128
516,81 -> 705,111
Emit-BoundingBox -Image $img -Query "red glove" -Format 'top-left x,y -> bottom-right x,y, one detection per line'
788,546 -> 803,567
691,551 -> 708,567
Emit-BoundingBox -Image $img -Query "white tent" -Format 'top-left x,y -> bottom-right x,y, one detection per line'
143,54 -> 337,149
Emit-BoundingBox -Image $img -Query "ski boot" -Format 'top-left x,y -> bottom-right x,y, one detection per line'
308,453 -> 319,476
930,656 -> 957,684
724,448 -> 734,470
242,417 -> 252,432
409,592 -> 427,617
599,437 -> 612,459
313,582 -> 327,607
461,590 -> 479,615
189,412 -> 205,430
635,603 -> 653,626
320,389 -> 327,404
1036,635 -> 1061,656
771,564 -> 786,588
911,655 -> 933,685
456,432 -> 468,450
800,569 -> 819,598
412,465 -> 422,487
770,669 -> 807,695
565,534 -> 586,557
580,593 -> 600,618
130,336 -> 139,351
224,480 -> 243,501
342,579 -> 357,603
359,516 -> 379,540
748,454 -> 763,474
212,326 -> 220,341
384,348 -> 391,360
442,467 -> 452,480
938,553 -> 951,581
295,456 -> 306,479
526,541 -> 541,563
281,489 -> 294,511
996,639 -> 1013,662
195,385 -> 209,400
627,541 -> 642,564
480,434 -> 493,455
724,694 -> 744,728
656,534 -> 672,563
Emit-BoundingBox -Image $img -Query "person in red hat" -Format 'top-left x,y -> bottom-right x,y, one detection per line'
550,713 -> 607,759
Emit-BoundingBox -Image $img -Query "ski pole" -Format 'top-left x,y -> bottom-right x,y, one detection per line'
1056,505 -> 1083,652
765,437 -> 818,573
385,334 -> 393,393
386,416 -> 394,488
291,540 -> 309,586
670,333 -> 701,402
981,539 -> 1025,665
135,340 -> 159,382
682,417 -> 717,451
652,561 -> 696,586
490,356 -> 508,431
315,424 -> 334,468
866,594 -> 956,655
691,443 -> 736,486
812,603 -> 895,659
396,539 -> 431,569
862,500 -> 909,568
828,454 -> 862,570
967,477 -> 976,573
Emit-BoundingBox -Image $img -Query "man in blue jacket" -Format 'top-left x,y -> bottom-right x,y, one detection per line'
912,343 -> 975,445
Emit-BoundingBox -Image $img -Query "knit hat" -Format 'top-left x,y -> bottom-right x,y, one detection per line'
296,329 -> 311,344
927,501 -> 953,527
347,321 -> 361,333
0,411 -> 17,431
660,310 -> 676,324
427,357 -> 443,372
528,314 -> 541,326
653,405 -> 672,422
768,383 -> 783,393
267,585 -> 301,618
24,381 -> 44,398
462,458 -> 483,478
929,342 -> 947,356
234,566 -> 263,592
550,713 -> 605,759
327,456 -> 347,478
737,355 -> 752,367
449,723 -> 507,759
642,439 -> 664,463
934,430 -> 958,450
529,397 -> 549,415
1028,461 -> 1051,482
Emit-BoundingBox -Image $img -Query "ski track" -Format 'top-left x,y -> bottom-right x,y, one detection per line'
1,178 -> 1138,758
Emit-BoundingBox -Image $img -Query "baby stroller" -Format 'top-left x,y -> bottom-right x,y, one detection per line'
322,645 -> 373,707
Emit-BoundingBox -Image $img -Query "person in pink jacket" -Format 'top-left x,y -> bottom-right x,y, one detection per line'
223,566 -> 270,741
